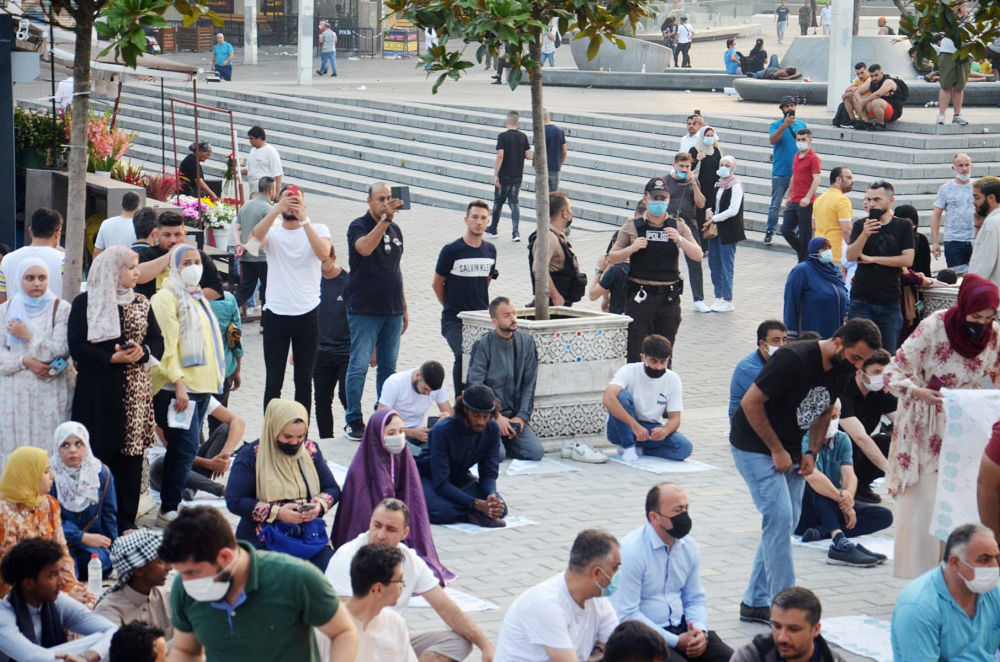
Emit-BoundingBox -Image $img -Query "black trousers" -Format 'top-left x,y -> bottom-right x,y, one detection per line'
442,322 -> 464,395
625,290 -> 683,362
666,619 -> 735,662
313,348 -> 350,439
235,261 -> 267,308
795,484 -> 894,538
262,307 -> 320,418
91,448 -> 144,532
781,202 -> 814,263
675,42 -> 692,67
854,432 -> 892,488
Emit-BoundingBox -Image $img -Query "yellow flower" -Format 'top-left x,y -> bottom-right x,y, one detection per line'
200,197 -> 215,208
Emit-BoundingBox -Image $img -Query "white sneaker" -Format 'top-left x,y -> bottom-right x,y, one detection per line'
952,115 -> 969,126
561,441 -> 609,463
620,446 -> 639,462
156,508 -> 179,527
692,301 -> 712,313
936,114 -> 946,125
711,300 -> 735,313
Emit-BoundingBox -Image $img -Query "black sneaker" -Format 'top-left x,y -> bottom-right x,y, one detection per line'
763,230 -> 774,246
484,227 -> 498,238
855,484 -> 882,504
839,122 -> 857,129
345,419 -> 364,441
827,540 -> 880,567
740,602 -> 771,624
800,527 -> 822,543
316,70 -> 324,75
869,123 -> 887,132
458,510 -> 506,528
852,120 -> 871,130
854,543 -> 888,564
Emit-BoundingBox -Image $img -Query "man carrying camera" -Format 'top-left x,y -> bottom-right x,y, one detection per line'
528,192 -> 587,308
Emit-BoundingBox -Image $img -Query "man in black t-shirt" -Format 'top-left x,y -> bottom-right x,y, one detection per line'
846,180 -> 914,354
314,245 -> 352,440
729,319 -> 881,625
433,200 -> 498,393
486,111 -> 532,242
838,348 -> 897,504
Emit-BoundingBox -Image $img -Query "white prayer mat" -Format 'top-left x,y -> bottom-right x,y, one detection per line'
792,535 -> 895,560
410,588 -> 499,612
819,615 -> 892,662
609,456 -> 719,474
442,516 -> 537,535
326,461 -> 349,485
506,458 -> 580,476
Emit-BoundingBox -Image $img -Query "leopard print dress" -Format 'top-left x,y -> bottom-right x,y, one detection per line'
121,297 -> 156,456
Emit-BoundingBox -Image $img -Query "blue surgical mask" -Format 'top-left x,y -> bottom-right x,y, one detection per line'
674,170 -> 688,180
819,249 -> 834,264
703,136 -> 716,146
956,171 -> 971,182
647,200 -> 668,216
717,166 -> 731,178
597,568 -> 620,597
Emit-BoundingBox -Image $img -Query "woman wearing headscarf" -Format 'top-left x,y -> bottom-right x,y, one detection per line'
179,140 -> 218,200
783,237 -> 849,339
226,399 -> 341,570
885,274 -> 1000,579
331,407 -> 454,584
0,447 -> 87,602
150,245 -> 225,525
704,155 -> 745,312
0,258 -> 74,465
68,245 -> 163,533
745,38 -> 767,74
49,422 -> 117,580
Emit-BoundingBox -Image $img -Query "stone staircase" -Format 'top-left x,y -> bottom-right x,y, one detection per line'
107,83 -> 1000,243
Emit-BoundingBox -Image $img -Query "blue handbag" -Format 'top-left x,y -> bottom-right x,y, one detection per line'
260,518 -> 330,559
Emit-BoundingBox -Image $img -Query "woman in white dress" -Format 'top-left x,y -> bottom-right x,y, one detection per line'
0,258 -> 75,467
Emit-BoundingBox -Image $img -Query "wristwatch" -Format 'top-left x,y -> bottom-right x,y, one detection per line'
804,450 -> 817,459
594,267 -> 604,276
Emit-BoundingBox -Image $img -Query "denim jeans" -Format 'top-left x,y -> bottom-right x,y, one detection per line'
501,424 -> 545,461
215,63 -> 232,81
767,175 -> 791,233
781,202 -> 813,263
540,51 -> 555,67
547,172 -> 561,193
944,241 -> 973,268
153,391 -> 211,512
707,237 -> 737,300
776,20 -> 787,42
606,390 -> 693,460
731,446 -> 805,608
489,182 -> 522,237
345,313 -> 403,423
319,51 -> 337,75
795,484 -> 893,538
849,299 -> 904,354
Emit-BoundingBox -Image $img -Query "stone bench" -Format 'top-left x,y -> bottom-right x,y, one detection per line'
545,69 -> 741,91
732,77 -> 1000,106
633,24 -> 763,43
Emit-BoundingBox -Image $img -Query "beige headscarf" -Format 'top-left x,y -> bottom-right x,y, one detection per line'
256,399 -> 320,503
87,246 -> 137,343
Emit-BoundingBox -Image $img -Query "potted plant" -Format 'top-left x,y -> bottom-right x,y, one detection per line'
14,106 -> 66,169
203,198 -> 239,249
65,109 -> 135,176
110,161 -> 149,188
145,171 -> 180,202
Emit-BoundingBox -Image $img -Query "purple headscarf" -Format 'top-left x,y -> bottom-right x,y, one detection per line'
330,408 -> 455,585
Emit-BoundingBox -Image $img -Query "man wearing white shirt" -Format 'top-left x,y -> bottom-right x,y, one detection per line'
94,192 -> 141,257
326,499 -> 493,662
346,545 -> 418,662
242,125 -> 283,194
820,2 -> 832,35
675,17 -> 693,68
377,362 -> 454,451
969,177 -> 1000,289
495,529 -> 620,662
0,208 -> 64,303
612,483 -> 734,661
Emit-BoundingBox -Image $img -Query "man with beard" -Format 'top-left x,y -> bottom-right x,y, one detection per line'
416,384 -> 508,527
133,211 -> 224,302
96,529 -> 174,640
730,319 -> 880,625
968,177 -> 1000,288
811,167 -> 855,274
730,588 -> 846,662
527,192 -> 587,308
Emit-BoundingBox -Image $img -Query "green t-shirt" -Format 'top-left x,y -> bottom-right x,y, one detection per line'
237,196 -> 272,263
171,542 -> 340,662
801,430 -> 853,489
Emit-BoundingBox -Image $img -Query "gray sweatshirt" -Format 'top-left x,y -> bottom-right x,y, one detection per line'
466,330 -> 537,421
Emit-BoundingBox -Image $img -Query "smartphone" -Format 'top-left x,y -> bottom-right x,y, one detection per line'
390,185 -> 411,210
48,356 -> 69,376
296,504 -> 317,512
511,422 -> 522,434
123,340 -> 138,349
928,375 -> 944,392
784,110 -> 796,118
286,184 -> 301,197
427,416 -> 439,428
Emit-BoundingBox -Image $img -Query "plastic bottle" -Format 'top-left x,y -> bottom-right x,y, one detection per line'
88,555 -> 102,597
642,64 -> 646,73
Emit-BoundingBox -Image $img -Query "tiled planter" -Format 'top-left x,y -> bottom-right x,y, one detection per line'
921,286 -> 958,318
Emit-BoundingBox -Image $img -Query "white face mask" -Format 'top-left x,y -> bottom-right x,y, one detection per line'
763,342 -> 781,356
383,433 -> 406,455
864,373 -> 885,391
960,559 -> 1000,594
180,264 -> 203,289
182,551 -> 238,602
796,140 -> 810,152
826,418 -> 840,439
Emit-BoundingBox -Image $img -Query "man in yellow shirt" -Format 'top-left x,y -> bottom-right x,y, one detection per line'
812,167 -> 855,274
840,63 -> 870,127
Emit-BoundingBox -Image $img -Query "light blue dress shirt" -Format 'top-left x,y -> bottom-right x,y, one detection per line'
0,592 -> 116,662
610,522 -> 708,648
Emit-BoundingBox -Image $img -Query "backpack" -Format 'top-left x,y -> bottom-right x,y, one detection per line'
554,32 -> 561,48
891,76 -> 910,102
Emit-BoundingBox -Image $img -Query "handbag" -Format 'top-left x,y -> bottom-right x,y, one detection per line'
703,222 -> 718,240
260,517 -> 330,559
81,469 -> 111,534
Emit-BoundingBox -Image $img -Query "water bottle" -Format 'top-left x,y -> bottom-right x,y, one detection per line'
642,64 -> 646,73
88,554 -> 102,597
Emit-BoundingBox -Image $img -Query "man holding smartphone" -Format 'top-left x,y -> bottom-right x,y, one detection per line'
765,97 -> 808,246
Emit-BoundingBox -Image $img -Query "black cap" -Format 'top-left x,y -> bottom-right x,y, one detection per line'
462,384 -> 497,413
779,95 -> 796,109
645,177 -> 668,194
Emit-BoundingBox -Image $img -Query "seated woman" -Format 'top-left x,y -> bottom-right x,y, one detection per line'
225,399 -> 340,570
331,407 -> 454,584
783,237 -> 849,340
50,422 -> 117,581
416,385 -> 509,528
0,447 -> 88,604
743,39 -> 767,74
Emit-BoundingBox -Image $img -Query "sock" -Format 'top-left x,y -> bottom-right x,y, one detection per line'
832,532 -> 851,550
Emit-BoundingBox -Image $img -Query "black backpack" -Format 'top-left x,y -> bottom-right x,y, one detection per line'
891,76 -> 910,102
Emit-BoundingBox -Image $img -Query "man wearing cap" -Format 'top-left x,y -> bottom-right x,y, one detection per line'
416,384 -> 509,528
608,177 -> 704,362
766,97 -> 808,246
95,530 -> 174,640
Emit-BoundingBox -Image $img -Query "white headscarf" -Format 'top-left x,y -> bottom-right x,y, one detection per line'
51,422 -> 104,513
718,155 -> 739,190
87,246 -> 137,343
692,126 -> 718,155
4,258 -> 57,348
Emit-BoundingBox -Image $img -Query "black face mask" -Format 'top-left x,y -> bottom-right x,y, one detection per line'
668,511 -> 692,539
644,364 -> 667,379
965,321 -> 988,342
277,441 -> 302,456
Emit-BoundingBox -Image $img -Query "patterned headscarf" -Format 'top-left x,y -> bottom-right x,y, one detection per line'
86,246 -> 137,343
99,529 -> 163,601
0,447 -> 49,509
50,422 -> 103,513
169,245 -> 224,388
4,258 -> 57,348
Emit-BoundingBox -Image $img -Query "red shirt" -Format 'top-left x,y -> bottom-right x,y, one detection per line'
790,149 -> 821,205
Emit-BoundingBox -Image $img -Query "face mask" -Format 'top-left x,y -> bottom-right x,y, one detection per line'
716,166 -> 731,178
182,552 -> 238,602
668,511 -> 693,539
965,321 -> 988,342
960,559 -> 1000,594
955,171 -> 971,182
796,141 -> 810,151
826,418 -> 840,439
276,441 -> 302,456
703,136 -> 716,146
180,264 -> 203,288
766,342 -> 781,356
647,200 -> 668,216
674,170 -> 688,180
596,568 -> 620,597
383,433 -> 406,455
644,364 -> 667,379
864,373 -> 885,391
819,249 -> 834,264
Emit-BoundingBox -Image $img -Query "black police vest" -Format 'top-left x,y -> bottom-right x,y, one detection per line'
527,229 -> 585,302
629,217 -> 681,283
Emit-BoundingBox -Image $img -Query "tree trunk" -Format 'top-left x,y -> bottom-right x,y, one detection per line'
63,20 -> 93,301
853,0 -> 860,35
528,36 -> 550,321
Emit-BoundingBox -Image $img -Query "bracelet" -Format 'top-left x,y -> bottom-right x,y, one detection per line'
299,217 -> 311,225
804,450 -> 817,459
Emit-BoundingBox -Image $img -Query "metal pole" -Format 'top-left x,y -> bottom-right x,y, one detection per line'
826,0 -> 854,111
160,79 -> 165,170
0,15 -> 15,248
49,19 -> 56,163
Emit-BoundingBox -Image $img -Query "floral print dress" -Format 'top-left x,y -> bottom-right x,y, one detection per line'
0,496 -> 82,598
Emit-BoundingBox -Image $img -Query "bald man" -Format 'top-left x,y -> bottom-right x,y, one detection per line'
931,153 -> 976,268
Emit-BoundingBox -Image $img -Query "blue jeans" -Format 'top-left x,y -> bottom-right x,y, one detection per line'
731,446 -> 805,608
776,20 -> 787,42
541,51 -> 555,67
707,237 -> 736,300
849,299 -> 903,354
153,391 -> 211,512
215,63 -> 232,81
319,51 -> 337,75
767,175 -> 791,233
489,182 -> 521,237
606,391 -> 693,460
944,241 -> 973,268
345,313 -> 403,423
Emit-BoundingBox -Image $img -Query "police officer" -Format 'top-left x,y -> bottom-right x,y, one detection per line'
528,192 -> 587,307
608,177 -> 704,361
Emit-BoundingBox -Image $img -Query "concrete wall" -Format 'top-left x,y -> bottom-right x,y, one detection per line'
544,69 -> 741,91
779,35 -> 918,81
570,35 -> 673,73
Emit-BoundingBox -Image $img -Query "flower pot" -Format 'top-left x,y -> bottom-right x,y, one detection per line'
208,226 -> 231,250
95,170 -> 112,178
16,148 -> 48,169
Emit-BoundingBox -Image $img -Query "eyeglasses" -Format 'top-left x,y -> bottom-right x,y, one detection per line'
386,578 -> 406,587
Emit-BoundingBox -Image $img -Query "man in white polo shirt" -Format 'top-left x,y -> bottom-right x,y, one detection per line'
378,361 -> 454,454
326,498 -> 495,662
94,191 -> 141,257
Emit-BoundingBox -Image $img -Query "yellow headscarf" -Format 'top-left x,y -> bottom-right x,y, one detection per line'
256,399 -> 321,504
0,447 -> 50,509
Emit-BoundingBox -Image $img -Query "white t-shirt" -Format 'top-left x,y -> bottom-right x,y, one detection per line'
494,574 -> 618,662
262,220 -> 330,316
378,369 -> 449,429
351,609 -> 418,662
820,5 -> 832,24
326,533 -> 440,615
677,23 -> 693,44
94,215 -> 137,250
0,246 -> 65,298
245,144 -> 283,193
610,362 -> 684,423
